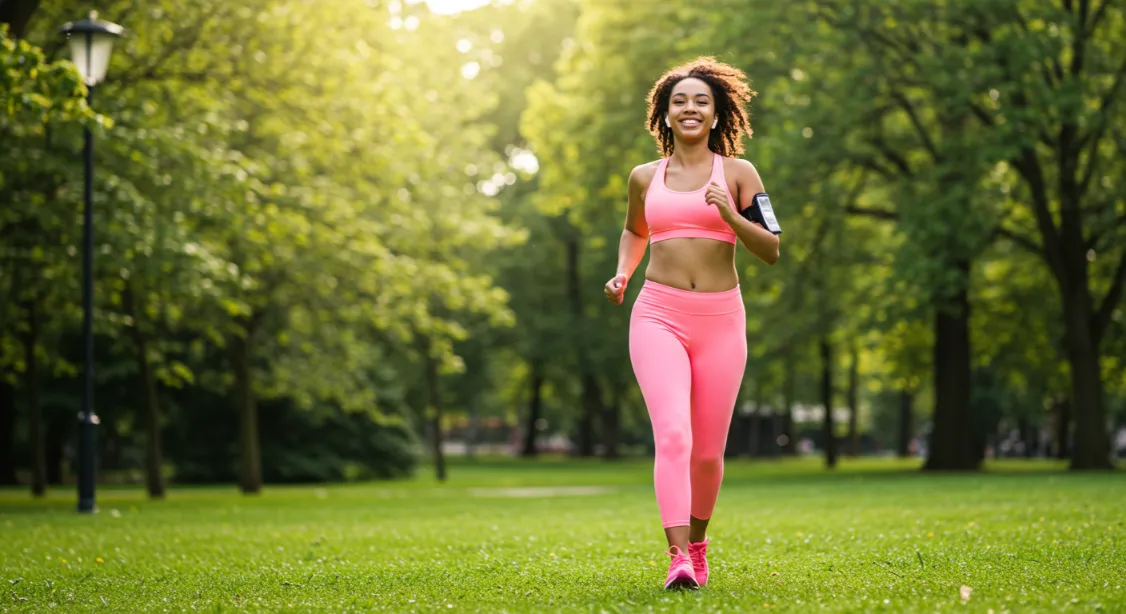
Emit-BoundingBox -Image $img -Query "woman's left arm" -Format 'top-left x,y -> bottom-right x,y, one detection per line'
706,160 -> 780,265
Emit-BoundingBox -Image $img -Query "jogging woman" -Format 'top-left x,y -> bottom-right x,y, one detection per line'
603,56 -> 781,590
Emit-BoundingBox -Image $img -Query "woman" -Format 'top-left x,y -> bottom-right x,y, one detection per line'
603,57 -> 780,590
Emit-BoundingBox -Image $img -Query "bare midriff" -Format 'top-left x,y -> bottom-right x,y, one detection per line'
645,238 -> 738,293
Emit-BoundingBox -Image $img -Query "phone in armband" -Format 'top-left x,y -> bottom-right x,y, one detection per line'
740,192 -> 783,235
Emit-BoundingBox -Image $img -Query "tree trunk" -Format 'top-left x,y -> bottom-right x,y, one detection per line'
897,388 -> 914,458
578,375 -> 602,456
770,412 -> 782,457
1061,290 -> 1111,469
1011,149 -> 1115,468
125,284 -> 165,499
563,234 -> 599,456
975,405 -> 997,464
924,264 -> 978,471
748,412 -> 760,458
1017,417 -> 1034,458
1055,397 -> 1071,459
0,0 -> 41,39
521,363 -> 545,458
230,326 -> 261,494
745,382 -> 761,457
45,414 -> 66,485
782,345 -> 796,455
0,379 -> 16,485
846,344 -> 859,456
465,397 -> 477,461
22,301 -> 46,496
138,334 -> 165,497
1051,106 -> 1116,470
781,412 -> 794,455
425,349 -> 446,482
602,390 -> 621,460
820,335 -> 837,469
430,411 -> 446,482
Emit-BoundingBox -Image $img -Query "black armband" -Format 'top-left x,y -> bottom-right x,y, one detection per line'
740,192 -> 782,235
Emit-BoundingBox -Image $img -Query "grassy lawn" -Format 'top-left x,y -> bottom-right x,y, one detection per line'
1,457 -> 1123,613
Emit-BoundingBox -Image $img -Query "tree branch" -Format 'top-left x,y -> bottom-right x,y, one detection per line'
1010,7 -> 1062,89
852,156 -> 895,182
1087,213 -> 1126,252
820,3 -> 922,74
1088,0 -> 1111,32
837,167 -> 892,222
865,28 -> 917,66
892,92 -> 939,162
115,6 -> 222,86
1068,3 -> 1088,78
1092,249 -> 1126,346
119,66 -> 226,87
843,169 -> 869,206
846,205 -> 898,222
1013,147 -> 1065,279
1077,52 -> 1126,154
993,226 -> 1044,257
1040,128 -> 1060,151
988,18 -> 1058,147
869,136 -> 913,176
1078,138 -> 1104,198
969,101 -> 996,128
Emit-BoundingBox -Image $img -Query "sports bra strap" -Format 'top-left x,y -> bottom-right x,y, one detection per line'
709,152 -> 723,184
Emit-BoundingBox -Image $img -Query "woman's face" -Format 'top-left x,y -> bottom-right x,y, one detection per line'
666,77 -> 715,141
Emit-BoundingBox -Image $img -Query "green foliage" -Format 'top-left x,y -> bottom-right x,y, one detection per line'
0,24 -> 93,388
4,1 -> 531,485
4,0 -> 1123,486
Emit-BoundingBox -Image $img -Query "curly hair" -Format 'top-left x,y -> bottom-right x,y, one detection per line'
646,56 -> 756,157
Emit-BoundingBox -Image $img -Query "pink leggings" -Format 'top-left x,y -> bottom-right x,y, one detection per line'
629,280 -> 747,528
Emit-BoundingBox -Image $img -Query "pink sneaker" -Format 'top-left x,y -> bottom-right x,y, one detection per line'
663,546 -> 699,590
688,540 -> 709,586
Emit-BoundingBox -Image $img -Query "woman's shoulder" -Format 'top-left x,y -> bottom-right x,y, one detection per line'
628,159 -> 662,190
719,154 -> 765,193
719,155 -> 759,176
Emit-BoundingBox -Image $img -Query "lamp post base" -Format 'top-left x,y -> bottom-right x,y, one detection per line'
77,411 -> 99,513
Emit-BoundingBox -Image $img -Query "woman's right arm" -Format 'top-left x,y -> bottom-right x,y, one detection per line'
605,164 -> 652,304
616,164 -> 651,280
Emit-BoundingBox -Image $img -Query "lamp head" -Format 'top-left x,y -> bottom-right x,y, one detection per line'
60,11 -> 124,87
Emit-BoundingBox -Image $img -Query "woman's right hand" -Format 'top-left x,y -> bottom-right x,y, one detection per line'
604,273 -> 628,305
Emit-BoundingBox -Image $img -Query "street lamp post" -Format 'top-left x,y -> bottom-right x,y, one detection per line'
60,11 -> 123,514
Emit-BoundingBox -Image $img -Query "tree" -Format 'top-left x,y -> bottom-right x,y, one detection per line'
1,26 -> 92,493
7,0 -> 522,492
984,1 -> 1126,469
793,0 -> 1126,470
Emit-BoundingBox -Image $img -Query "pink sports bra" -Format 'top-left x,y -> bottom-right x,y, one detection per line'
644,153 -> 738,245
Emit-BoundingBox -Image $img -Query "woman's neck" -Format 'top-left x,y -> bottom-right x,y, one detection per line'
670,139 -> 713,168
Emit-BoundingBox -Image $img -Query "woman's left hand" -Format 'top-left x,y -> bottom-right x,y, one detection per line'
706,181 -> 737,223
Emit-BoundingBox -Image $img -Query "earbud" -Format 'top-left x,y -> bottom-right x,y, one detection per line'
665,115 -> 671,128
712,117 -> 718,129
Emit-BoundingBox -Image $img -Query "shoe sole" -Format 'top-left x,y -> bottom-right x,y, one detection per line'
664,569 -> 700,591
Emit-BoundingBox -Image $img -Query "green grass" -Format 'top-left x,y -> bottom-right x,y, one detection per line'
2,457 -> 1124,613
